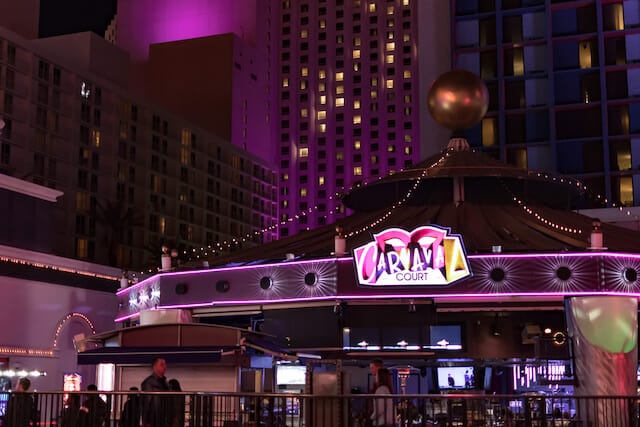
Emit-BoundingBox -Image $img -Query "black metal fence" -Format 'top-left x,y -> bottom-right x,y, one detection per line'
1,391 -> 638,427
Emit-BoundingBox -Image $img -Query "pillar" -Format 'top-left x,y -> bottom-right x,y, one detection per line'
566,296 -> 638,426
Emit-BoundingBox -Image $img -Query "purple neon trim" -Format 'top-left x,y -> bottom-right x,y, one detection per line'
116,257 -> 351,296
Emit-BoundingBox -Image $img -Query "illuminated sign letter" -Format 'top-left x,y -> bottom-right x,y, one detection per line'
353,225 -> 472,286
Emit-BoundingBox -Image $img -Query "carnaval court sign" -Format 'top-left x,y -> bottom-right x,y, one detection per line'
353,225 -> 472,286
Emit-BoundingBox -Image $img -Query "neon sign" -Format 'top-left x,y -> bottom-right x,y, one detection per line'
353,225 -> 472,286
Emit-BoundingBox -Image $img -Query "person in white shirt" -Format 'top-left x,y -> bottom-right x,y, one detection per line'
371,368 -> 395,427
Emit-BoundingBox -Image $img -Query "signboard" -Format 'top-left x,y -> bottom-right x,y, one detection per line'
353,225 -> 471,286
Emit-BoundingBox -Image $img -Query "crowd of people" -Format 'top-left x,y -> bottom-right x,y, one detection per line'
1,357 -> 182,427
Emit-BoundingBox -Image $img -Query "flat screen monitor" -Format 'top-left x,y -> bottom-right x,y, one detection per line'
276,365 -> 306,386
437,366 -> 475,390
427,324 -> 463,351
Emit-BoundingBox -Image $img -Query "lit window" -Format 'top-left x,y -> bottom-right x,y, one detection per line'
81,82 -> 91,99
404,146 -> 412,155
282,78 -> 289,87
159,217 -> 166,234
386,42 -> 395,51
283,173 -> 289,181
282,200 -> 288,208
336,152 -> 344,160
301,67 -> 308,77
318,176 -> 325,185
353,115 -> 362,124
336,72 -> 344,81
92,129 -> 100,147
300,188 -> 307,197
300,80 -> 307,90
386,54 -> 394,64
387,19 -> 394,28
404,134 -> 412,143
76,192 -> 90,210
387,31 -> 394,40
319,82 -> 326,91
353,50 -> 361,59
319,19 -> 326,29
353,166 -> 363,176
387,6 -> 394,14
354,62 -> 361,72
403,70 -> 411,78
403,0 -> 409,5
320,95 -> 327,104
301,29 -> 308,38
371,155 -> 378,164
371,90 -> 378,99
404,94 -> 412,103
354,141 -> 361,149
403,34 -> 410,42
368,3 -> 376,12
386,79 -> 394,89
371,77 -> 378,86
301,108 -> 308,117
354,37 -> 361,47
336,85 -> 344,94
319,70 -> 326,79
336,97 -> 345,107
317,111 -> 326,120
354,100 -> 361,109
300,147 -> 309,157
319,123 -> 327,132
76,238 -> 88,258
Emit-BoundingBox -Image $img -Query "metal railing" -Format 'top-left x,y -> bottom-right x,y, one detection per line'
0,391 -> 638,427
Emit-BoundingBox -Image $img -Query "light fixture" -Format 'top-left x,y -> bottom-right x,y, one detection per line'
304,272 -> 317,286
215,280 -> 230,293
490,313 -> 501,336
260,276 -> 273,290
408,300 -> 416,313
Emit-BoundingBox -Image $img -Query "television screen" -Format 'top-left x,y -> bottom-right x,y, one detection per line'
276,365 -> 306,386
436,366 -> 476,390
427,325 -> 463,351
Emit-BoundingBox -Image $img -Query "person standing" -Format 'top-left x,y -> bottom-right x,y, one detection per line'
4,377 -> 36,427
141,358 -> 171,427
120,387 -> 141,427
167,379 -> 184,427
371,368 -> 395,427
82,384 -> 108,427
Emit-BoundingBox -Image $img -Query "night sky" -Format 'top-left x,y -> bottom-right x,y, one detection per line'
39,0 -> 117,38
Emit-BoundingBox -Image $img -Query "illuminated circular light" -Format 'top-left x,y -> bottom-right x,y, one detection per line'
259,276 -> 273,290
556,266 -> 572,281
553,332 -> 566,345
624,268 -> 638,283
304,272 -> 318,286
215,280 -> 230,293
489,268 -> 505,282
544,328 -> 552,334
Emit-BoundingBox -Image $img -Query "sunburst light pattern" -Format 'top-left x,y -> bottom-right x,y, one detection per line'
246,261 -> 338,300
472,256 -> 527,293
536,255 -> 595,293
603,256 -> 640,293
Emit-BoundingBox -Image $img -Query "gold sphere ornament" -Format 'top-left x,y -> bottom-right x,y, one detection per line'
427,69 -> 490,130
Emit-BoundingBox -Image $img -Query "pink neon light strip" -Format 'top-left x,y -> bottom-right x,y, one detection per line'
117,252 -> 639,296
116,257 -> 351,295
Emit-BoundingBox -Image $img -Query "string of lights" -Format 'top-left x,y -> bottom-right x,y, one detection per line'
0,256 -> 120,281
52,312 -> 96,349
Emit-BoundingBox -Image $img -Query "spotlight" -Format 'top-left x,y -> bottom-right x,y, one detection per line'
489,268 -> 505,282
490,313 -> 501,337
304,272 -> 317,286
215,280 -> 230,293
556,266 -> 571,281
259,276 -> 272,290
408,300 -> 416,313
624,268 -> 638,283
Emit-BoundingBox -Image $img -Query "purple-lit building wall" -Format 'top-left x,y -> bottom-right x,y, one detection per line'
116,0 -> 258,62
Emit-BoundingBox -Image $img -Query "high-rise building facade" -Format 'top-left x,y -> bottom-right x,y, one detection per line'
273,0 -> 424,237
453,0 -> 640,206
0,28 -> 278,269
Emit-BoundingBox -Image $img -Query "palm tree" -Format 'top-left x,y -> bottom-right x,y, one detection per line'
94,199 -> 143,267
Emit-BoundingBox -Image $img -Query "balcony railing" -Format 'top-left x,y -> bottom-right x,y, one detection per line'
0,391 -> 637,427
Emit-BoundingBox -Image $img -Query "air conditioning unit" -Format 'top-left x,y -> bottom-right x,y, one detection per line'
521,324 -> 542,344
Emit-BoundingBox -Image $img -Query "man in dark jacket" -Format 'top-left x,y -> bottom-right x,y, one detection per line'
140,358 -> 171,427
5,378 -> 36,427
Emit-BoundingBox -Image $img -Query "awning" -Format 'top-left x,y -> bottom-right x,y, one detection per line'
77,346 -> 235,365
